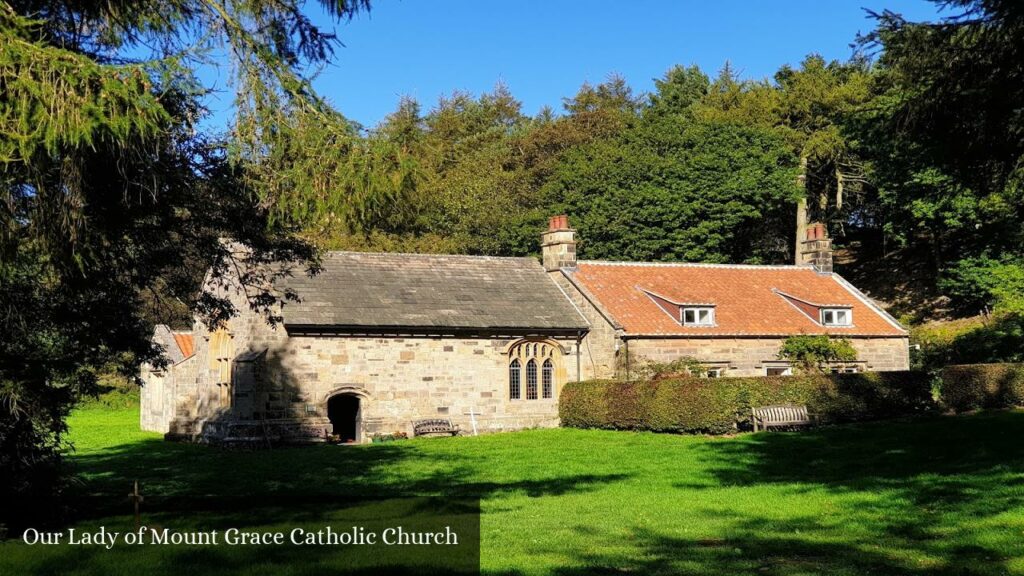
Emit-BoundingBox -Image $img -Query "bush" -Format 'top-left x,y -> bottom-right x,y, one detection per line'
940,363 -> 1024,412
559,371 -> 934,434
912,315 -> 1024,371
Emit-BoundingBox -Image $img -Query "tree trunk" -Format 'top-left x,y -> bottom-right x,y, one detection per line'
795,156 -> 808,264
835,168 -> 844,212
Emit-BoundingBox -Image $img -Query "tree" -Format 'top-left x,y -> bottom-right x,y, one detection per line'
693,57 -> 875,246
646,65 -> 710,117
1,0 -> 371,533
853,0 -> 1024,314
547,83 -> 800,263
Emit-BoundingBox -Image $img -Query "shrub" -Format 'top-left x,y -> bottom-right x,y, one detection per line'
558,379 -> 613,429
912,315 -> 1024,370
940,363 -> 1024,412
778,335 -> 858,372
560,371 -> 933,434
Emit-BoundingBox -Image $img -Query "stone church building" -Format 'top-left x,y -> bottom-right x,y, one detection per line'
141,216 -> 909,443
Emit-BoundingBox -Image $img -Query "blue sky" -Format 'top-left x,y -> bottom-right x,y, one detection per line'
201,0 -> 949,130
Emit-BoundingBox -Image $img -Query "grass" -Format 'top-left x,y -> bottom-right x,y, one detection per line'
3,406 -> 1024,575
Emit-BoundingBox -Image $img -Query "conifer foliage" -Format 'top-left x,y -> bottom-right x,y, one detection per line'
0,0 -> 371,534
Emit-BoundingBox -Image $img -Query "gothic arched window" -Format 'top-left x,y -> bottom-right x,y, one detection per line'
526,359 -> 538,400
542,359 -> 554,399
209,327 -> 233,385
509,339 -> 561,401
509,359 -> 521,400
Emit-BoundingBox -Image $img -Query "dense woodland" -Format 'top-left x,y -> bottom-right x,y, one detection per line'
2,0 -> 1023,532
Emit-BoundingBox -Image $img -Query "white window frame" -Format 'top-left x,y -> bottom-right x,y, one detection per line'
820,308 -> 852,327
681,306 -> 715,327
705,368 -> 723,378
830,366 -> 860,374
766,366 -> 793,376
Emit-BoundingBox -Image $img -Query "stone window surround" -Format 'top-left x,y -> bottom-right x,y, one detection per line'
507,338 -> 567,401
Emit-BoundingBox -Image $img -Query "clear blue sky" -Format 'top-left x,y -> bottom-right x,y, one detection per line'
201,0 -> 949,130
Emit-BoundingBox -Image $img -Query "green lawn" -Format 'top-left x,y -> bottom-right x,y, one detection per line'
3,406 -> 1024,575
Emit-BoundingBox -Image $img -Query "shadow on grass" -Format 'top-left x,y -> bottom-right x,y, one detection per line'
691,411 -> 1024,506
31,412 -> 1024,575
586,411 -> 1024,576
488,412 -> 1024,576
67,435 -> 629,525
529,519 -> 1009,576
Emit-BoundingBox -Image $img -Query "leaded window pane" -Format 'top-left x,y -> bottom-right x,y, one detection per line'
526,359 -> 538,400
509,359 -> 521,400
542,359 -> 553,399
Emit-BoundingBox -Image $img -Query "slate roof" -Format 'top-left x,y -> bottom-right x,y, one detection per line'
564,261 -> 907,337
277,252 -> 589,333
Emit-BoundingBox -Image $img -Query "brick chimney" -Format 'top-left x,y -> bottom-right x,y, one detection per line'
541,215 -> 577,271
799,222 -> 833,274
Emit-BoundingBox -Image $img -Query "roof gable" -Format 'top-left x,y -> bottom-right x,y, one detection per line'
277,252 -> 589,334
152,325 -> 195,365
566,261 -> 906,337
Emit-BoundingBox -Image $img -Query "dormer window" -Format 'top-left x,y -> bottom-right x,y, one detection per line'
821,308 -> 852,326
682,307 -> 715,326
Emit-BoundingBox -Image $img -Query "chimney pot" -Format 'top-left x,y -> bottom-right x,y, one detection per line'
541,215 -> 576,271
800,222 -> 833,274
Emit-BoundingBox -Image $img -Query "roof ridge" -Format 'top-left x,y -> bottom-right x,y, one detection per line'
323,250 -> 536,262
772,288 -> 853,308
579,260 -> 810,270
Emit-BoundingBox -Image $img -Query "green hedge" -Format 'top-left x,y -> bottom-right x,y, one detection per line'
560,372 -> 933,434
940,363 -> 1024,412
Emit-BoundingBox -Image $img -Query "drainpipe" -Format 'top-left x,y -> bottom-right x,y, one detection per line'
625,338 -> 630,380
576,330 -> 583,382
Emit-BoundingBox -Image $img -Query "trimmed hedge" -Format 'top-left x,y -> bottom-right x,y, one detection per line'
560,372 -> 933,434
941,363 -> 1024,412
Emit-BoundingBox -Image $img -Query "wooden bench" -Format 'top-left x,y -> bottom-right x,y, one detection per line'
413,419 -> 460,437
751,404 -> 814,432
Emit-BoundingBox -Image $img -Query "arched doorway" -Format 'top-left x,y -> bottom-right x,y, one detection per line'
327,394 -> 360,443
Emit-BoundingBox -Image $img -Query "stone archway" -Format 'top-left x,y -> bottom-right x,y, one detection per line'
327,393 -> 361,443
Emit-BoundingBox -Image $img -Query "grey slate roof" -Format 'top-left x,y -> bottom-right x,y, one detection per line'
277,252 -> 589,333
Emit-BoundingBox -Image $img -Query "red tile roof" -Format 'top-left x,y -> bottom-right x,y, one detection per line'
566,262 -> 906,337
173,332 -> 195,359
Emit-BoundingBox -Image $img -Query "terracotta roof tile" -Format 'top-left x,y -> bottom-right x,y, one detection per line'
567,261 -> 906,337
172,332 -> 194,359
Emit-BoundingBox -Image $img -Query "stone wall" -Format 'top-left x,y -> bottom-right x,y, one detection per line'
550,272 -> 620,380
254,334 -> 579,440
624,335 -> 910,376
139,364 -> 167,433
141,356 -> 197,433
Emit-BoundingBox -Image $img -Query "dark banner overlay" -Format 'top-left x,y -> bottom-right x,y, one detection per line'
2,497 -> 480,575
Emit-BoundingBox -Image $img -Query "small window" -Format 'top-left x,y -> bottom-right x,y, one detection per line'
681,307 -> 715,326
829,366 -> 859,374
766,366 -> 793,376
821,308 -> 851,326
706,368 -> 722,378
509,359 -> 521,400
